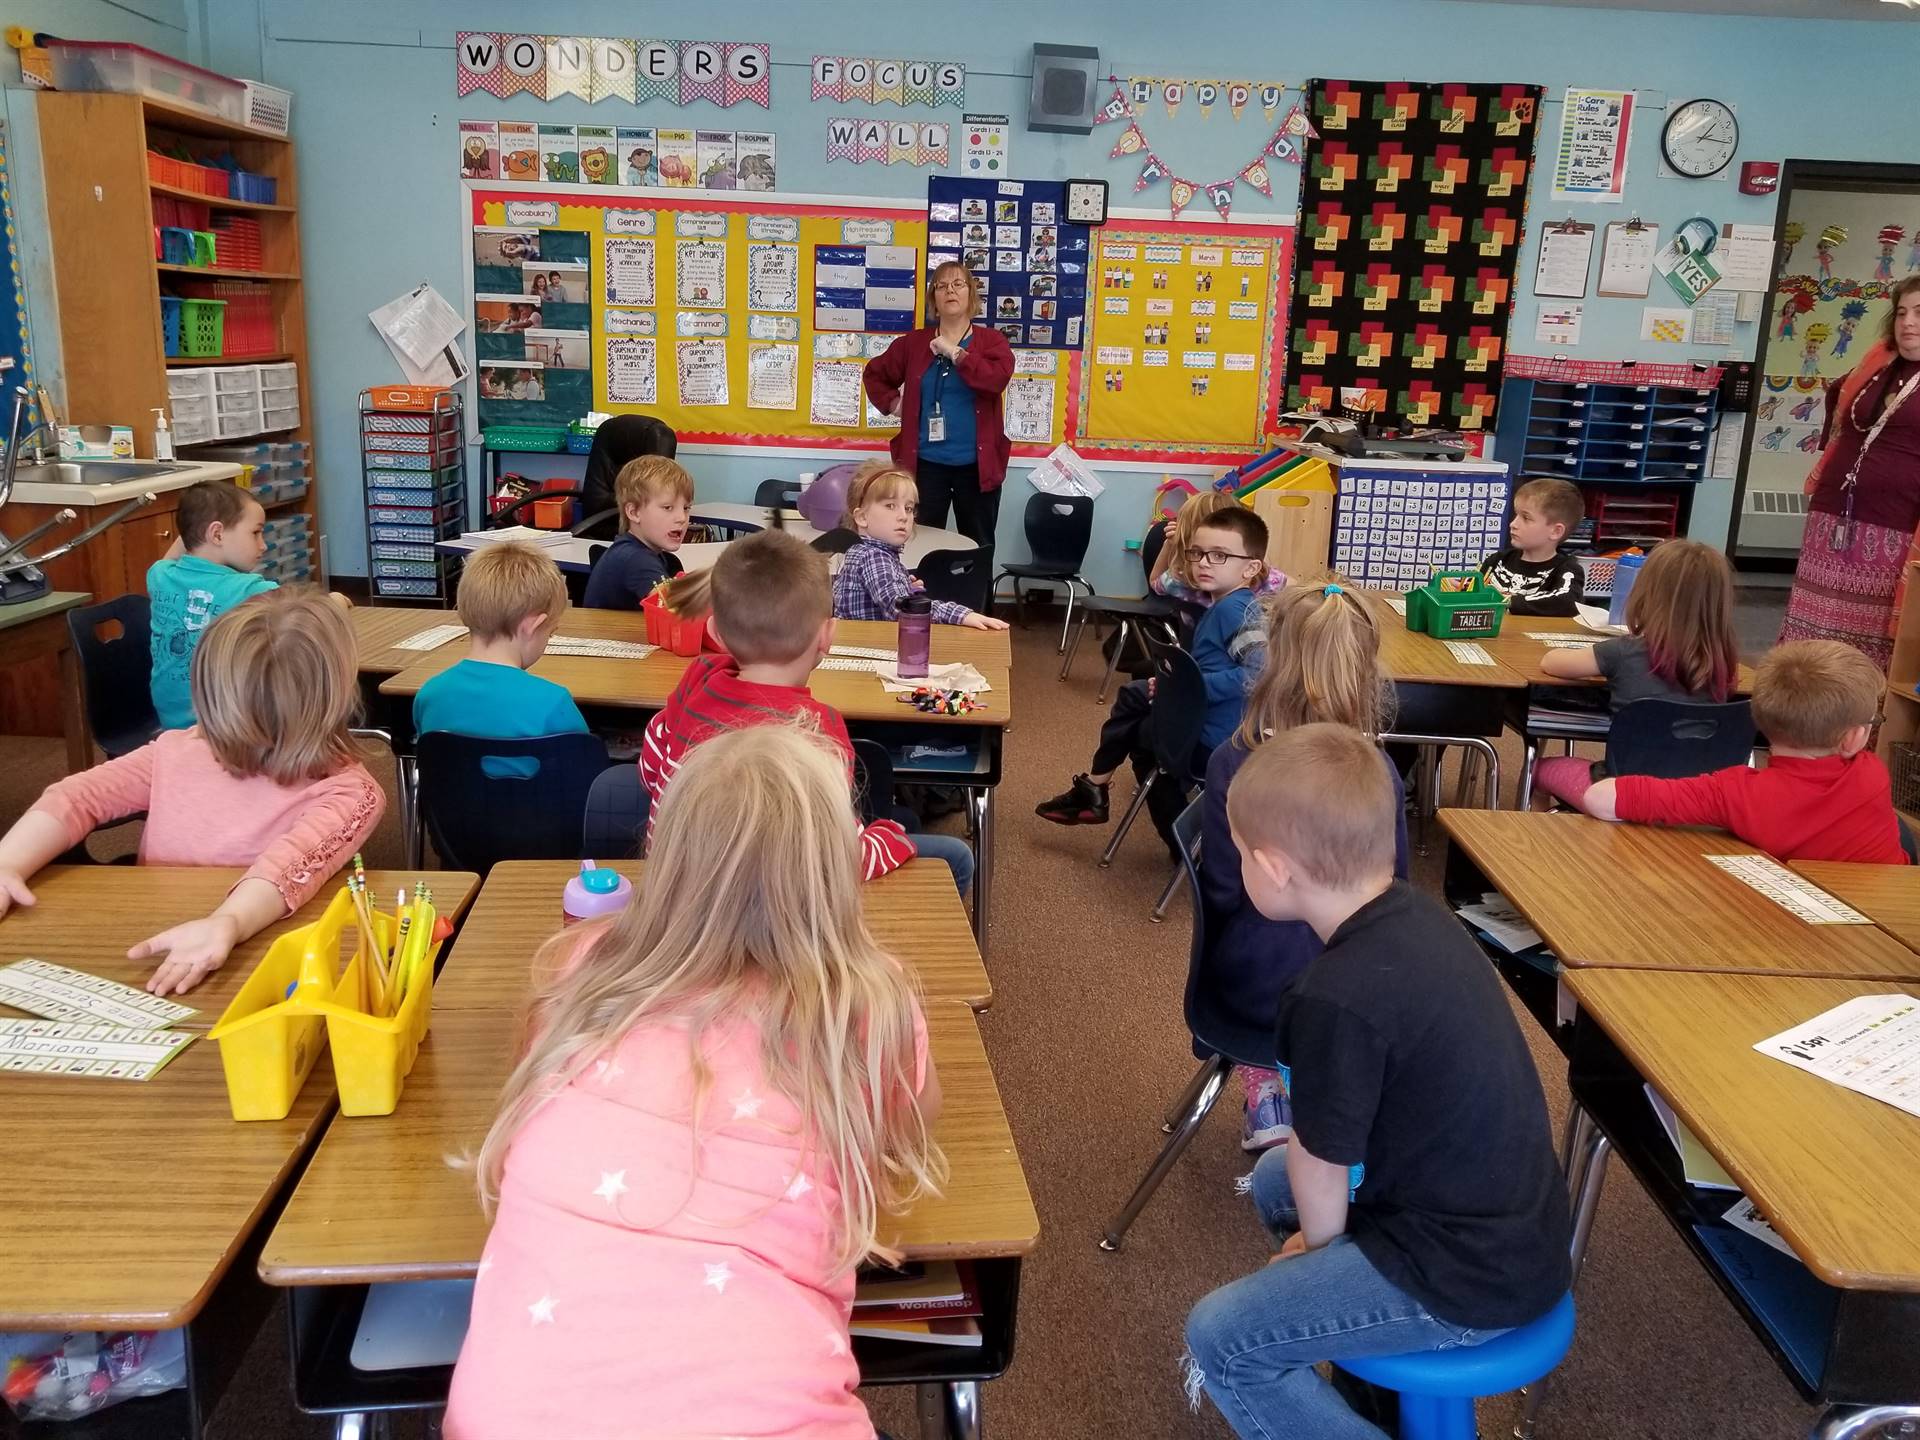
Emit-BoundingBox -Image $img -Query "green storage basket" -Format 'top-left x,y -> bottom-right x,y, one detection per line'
178,298 -> 227,358
1405,570 -> 1510,639
481,424 -> 569,453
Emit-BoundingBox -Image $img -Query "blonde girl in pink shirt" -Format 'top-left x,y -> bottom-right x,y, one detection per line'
0,588 -> 383,995
446,723 -> 945,1440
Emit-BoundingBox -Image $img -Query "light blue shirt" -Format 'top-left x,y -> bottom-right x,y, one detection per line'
413,658 -> 590,779
147,554 -> 277,730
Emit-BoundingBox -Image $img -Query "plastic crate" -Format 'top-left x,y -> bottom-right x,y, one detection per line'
215,403 -> 264,440
160,296 -> 184,357
372,558 -> 444,579
48,40 -> 246,124
1405,571 -> 1510,639
169,392 -> 213,431
481,424 -> 568,452
643,588 -> 706,657
368,500 -> 462,527
375,576 -> 446,598
363,432 -> 455,455
165,370 -> 216,405
262,402 -> 300,433
566,432 -> 594,455
364,411 -> 458,435
212,364 -> 259,394
229,170 -> 278,205
365,464 -> 461,494
242,81 -> 293,137
1575,553 -> 1618,599
215,387 -> 263,416
159,227 -> 198,266
178,298 -> 226,358
147,150 -> 188,189
364,451 -> 438,471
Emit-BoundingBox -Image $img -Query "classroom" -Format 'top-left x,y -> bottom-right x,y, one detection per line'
2,0 -> 1920,1436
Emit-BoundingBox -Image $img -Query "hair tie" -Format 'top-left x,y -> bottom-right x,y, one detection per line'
1322,583 -> 1344,596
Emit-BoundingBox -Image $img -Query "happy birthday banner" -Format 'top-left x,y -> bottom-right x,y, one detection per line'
1095,85 -> 1314,221
1116,75 -> 1290,121
827,118 -> 951,166
812,56 -> 965,107
457,34 -> 771,107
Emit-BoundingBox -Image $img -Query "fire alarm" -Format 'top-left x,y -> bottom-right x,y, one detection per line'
1739,161 -> 1780,196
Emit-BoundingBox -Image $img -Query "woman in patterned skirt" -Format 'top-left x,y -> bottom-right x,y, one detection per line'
1781,274 -> 1920,670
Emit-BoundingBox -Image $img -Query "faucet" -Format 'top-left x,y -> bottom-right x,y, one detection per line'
0,386 -> 56,511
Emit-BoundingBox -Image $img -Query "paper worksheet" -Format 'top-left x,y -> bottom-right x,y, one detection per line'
1533,223 -> 1595,297
0,1019 -> 195,1081
1754,993 -> 1920,1120
1535,302 -> 1584,347
1704,854 -> 1870,925
1598,222 -> 1659,298
0,960 -> 195,1028
1715,223 -> 1775,293
1689,290 -> 1739,347
1710,413 -> 1748,482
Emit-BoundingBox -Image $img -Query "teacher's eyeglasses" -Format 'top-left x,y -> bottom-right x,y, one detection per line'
1192,548 -> 1254,566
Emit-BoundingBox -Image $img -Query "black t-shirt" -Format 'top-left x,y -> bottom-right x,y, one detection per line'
1478,546 -> 1581,617
1275,882 -> 1572,1328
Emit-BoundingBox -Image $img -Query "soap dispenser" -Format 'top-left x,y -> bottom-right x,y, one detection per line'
151,408 -> 174,461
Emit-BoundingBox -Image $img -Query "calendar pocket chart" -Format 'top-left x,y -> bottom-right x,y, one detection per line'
813,244 -> 919,333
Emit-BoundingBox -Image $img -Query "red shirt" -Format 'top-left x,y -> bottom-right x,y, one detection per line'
1614,752 -> 1907,865
861,325 -> 1015,489
637,654 -> 914,878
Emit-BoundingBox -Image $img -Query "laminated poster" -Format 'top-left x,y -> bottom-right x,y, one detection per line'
617,127 -> 657,186
676,339 -> 729,406
677,241 -> 727,309
606,336 -> 658,405
604,237 -> 656,307
809,360 -> 863,427
747,343 -> 800,410
1004,375 -> 1054,442
747,244 -> 800,312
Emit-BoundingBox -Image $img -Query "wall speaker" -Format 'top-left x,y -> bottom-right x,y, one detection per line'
1028,44 -> 1100,135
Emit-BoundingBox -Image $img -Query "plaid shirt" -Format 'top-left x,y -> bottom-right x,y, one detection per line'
833,536 -> 970,625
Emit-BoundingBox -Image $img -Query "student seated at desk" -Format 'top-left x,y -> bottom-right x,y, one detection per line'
415,541 -> 589,779
640,530 -> 975,893
446,726 -> 944,1440
1532,539 -> 1740,807
580,455 -> 693,611
1150,489 -> 1288,618
1185,724 -> 1571,1440
1570,640 -> 1908,865
1202,582 -> 1408,1152
1038,505 -> 1269,834
1477,476 -> 1585,618
832,461 -> 1007,631
0,589 -> 383,996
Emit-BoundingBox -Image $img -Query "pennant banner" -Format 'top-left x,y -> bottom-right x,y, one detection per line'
1131,79 -> 1154,108
1260,83 -> 1284,119
828,118 -> 950,166
1168,176 -> 1198,215
453,33 -> 770,106
815,55 -> 965,106
827,116 -> 859,162
917,121 -> 950,166
1206,178 -> 1236,219
1196,82 -> 1218,117
1119,75 -> 1289,120
1242,157 -> 1273,197
1228,82 -> 1250,121
1135,153 -> 1168,193
1163,81 -> 1186,118
1102,84 -> 1307,218
858,119 -> 889,163
1094,86 -> 1130,125
1109,122 -> 1146,159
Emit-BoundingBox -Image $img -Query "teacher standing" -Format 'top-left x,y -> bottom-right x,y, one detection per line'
862,261 -> 1014,550
1780,274 -> 1920,670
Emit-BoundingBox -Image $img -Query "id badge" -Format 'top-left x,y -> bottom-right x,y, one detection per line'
927,407 -> 945,444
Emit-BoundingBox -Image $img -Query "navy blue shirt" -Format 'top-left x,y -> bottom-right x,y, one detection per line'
582,532 -> 682,611
1190,586 -> 1262,749
917,333 -> 977,466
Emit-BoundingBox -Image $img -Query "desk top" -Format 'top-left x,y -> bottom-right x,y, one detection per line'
350,604 -> 458,677
0,589 -> 90,633
1474,614 -> 1757,693
1349,589 -> 1526,690
378,616 -> 1012,729
1791,861 -> 1920,953
1441,810 -> 1920,981
0,866 -> 480,1330
436,859 -> 991,1012
259,1001 -> 1037,1285
1566,965 -> 1920,1291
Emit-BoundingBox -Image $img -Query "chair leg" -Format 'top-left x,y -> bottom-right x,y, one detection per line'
1099,770 -> 1156,869
1518,737 -> 1540,810
1096,619 -> 1129,703
1516,1126 -> 1611,1439
917,1380 -> 982,1440
1162,1055 -> 1222,1132
1149,855 -> 1185,923
1810,1405 -> 1920,1440
400,754 -> 423,870
1100,1054 -> 1232,1251
1057,582 -> 1078,653
1060,609 -> 1093,681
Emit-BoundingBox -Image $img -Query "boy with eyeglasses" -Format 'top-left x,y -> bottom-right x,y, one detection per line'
1038,506 -> 1270,827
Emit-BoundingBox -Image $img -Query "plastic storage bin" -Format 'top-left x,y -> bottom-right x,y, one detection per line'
228,170 -> 278,204
242,80 -> 293,136
166,368 -> 215,402
160,296 -> 183,357
1405,571 -> 1510,640
46,41 -> 247,123
178,298 -> 226,358
644,589 -> 706,656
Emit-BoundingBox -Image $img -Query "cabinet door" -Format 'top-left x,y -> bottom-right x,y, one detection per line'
113,510 -> 180,596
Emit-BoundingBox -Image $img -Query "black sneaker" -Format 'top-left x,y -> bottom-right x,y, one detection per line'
1036,774 -> 1110,825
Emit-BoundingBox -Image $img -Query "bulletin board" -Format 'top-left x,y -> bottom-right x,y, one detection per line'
1080,220 -> 1291,453
464,183 -> 1075,452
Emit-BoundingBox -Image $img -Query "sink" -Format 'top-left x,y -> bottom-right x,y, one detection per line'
10,461 -> 193,486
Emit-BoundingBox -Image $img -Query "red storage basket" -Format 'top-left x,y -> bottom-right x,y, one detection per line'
642,589 -> 707,657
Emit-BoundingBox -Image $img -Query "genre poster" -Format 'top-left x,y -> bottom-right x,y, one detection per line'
604,237 -> 656,307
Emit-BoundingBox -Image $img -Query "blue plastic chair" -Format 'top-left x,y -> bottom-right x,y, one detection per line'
1336,1292 -> 1575,1440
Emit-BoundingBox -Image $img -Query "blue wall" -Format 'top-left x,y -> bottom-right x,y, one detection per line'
13,0 -> 1920,585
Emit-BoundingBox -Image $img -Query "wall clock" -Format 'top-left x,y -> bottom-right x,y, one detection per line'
1662,98 -> 1739,179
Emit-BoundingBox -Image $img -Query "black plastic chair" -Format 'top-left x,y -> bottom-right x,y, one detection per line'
850,738 -> 897,826
579,415 -> 678,540
1060,520 -> 1179,700
417,731 -> 617,873
1100,796 -> 1278,1251
66,594 -> 160,758
1604,698 -> 1757,778
754,478 -> 802,509
991,493 -> 1094,651
1099,635 -> 1208,870
915,547 -> 990,613
811,527 -> 860,555
581,761 -> 650,859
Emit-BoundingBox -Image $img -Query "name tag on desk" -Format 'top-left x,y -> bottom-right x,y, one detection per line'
1443,640 -> 1494,665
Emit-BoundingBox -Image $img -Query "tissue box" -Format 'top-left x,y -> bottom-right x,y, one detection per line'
57,425 -> 135,460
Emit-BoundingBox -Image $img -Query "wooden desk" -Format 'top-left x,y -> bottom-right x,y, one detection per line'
378,617 -> 1012,730
0,589 -> 93,772
1441,809 -> 1920,980
260,1000 -> 1036,1283
0,867 -> 479,1329
1353,589 -> 1526,690
350,603 -> 459,677
1792,861 -> 1920,953
434,859 -> 991,1012
1476,614 -> 1758,693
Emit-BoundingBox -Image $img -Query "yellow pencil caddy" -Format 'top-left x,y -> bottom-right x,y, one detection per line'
207,887 -> 443,1121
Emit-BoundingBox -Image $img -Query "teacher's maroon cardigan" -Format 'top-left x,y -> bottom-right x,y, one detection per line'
861,325 -> 1015,490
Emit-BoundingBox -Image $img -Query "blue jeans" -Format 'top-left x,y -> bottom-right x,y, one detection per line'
906,831 -> 974,896
1185,1146 -> 1508,1440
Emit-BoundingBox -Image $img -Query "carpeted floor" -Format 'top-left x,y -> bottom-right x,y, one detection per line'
0,588 -> 1821,1439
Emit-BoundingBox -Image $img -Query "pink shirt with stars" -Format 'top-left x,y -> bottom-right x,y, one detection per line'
445,999 -> 930,1440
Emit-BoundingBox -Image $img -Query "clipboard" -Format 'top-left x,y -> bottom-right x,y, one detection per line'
1532,216 -> 1594,299
1598,216 -> 1659,299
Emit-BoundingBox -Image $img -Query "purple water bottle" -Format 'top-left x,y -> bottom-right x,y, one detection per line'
897,592 -> 932,679
562,861 -> 632,926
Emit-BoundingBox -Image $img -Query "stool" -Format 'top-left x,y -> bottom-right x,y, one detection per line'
1335,1293 -> 1575,1440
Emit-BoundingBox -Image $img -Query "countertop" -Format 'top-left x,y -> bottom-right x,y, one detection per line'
8,458 -> 242,508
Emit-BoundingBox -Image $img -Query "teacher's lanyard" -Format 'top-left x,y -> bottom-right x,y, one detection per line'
1832,365 -> 1920,550
928,332 -> 967,444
